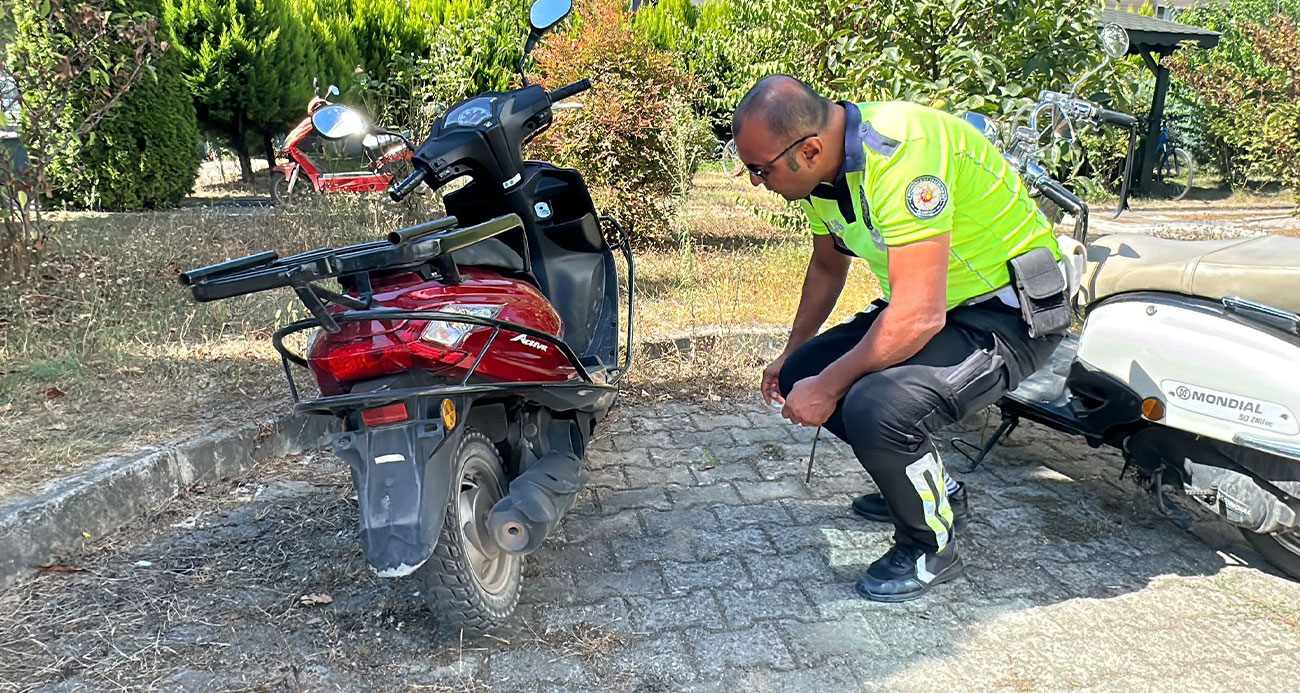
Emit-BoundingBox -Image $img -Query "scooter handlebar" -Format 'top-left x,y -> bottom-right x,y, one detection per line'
548,79 -> 591,104
389,168 -> 428,202
1098,108 -> 1137,129
1038,178 -> 1083,215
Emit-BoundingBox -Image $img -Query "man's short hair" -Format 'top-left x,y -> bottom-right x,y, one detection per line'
733,75 -> 832,141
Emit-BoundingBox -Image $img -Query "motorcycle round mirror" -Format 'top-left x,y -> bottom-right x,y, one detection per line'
959,111 -> 1001,147
311,104 -> 368,140
529,0 -> 573,34
327,85 -> 340,97
1100,23 -> 1130,58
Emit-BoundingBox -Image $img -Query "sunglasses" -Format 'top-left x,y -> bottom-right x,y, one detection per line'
744,134 -> 817,180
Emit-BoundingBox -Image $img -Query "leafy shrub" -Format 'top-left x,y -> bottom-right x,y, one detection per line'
164,0 -> 322,180
532,0 -> 713,244
40,0 -> 200,209
1171,0 -> 1300,195
349,0 -> 528,135
3,0 -> 164,276
636,0 -> 827,132
45,56 -> 200,210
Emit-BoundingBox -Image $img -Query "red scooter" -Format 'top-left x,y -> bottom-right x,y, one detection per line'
270,82 -> 413,205
182,0 -> 632,635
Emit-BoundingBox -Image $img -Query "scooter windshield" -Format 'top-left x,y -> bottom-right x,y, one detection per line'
295,130 -> 376,174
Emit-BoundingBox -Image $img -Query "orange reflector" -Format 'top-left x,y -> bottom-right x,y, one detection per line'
361,403 -> 409,427
441,398 -> 458,430
1141,398 -> 1166,421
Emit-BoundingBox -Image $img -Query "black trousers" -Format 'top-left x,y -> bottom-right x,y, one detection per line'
778,298 -> 1060,552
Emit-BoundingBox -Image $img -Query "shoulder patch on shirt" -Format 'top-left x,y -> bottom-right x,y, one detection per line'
905,176 -> 948,219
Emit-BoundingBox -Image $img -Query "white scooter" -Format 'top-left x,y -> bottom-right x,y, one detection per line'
958,23 -> 1300,579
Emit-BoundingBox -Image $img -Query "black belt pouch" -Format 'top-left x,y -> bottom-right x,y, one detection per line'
1006,246 -> 1069,338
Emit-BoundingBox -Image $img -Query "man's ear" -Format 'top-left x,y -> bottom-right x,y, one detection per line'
801,136 -> 825,169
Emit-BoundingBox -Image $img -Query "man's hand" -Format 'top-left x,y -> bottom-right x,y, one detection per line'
761,352 -> 790,405
781,375 -> 839,427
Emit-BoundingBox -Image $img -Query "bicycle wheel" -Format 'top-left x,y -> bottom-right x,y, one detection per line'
1156,146 -> 1194,201
721,138 -> 744,177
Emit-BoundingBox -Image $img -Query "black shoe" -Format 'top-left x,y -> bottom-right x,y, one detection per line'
851,481 -> 970,533
856,541 -> 964,603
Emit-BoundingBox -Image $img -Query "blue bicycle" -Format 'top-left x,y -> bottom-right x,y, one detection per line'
1152,115 -> 1194,201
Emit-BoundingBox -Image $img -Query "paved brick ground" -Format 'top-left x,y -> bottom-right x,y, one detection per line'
1,397 -> 1297,692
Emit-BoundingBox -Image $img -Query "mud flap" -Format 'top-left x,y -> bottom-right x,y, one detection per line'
330,399 -> 467,577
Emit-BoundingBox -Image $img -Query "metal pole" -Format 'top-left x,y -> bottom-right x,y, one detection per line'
1138,50 -> 1171,194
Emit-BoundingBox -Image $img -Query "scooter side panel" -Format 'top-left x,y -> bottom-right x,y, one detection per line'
1077,298 -> 1300,449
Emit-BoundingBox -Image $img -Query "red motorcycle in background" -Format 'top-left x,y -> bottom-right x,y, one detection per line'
270,82 -> 414,205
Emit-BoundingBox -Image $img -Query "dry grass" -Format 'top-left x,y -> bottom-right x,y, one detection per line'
0,168 -> 875,502
636,171 -> 879,340
189,158 -> 277,200
0,193 -> 441,501
1088,166 -> 1296,212
624,171 -> 880,392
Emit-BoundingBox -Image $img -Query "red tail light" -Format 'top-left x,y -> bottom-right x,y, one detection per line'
308,326 -> 470,391
361,403 -> 409,427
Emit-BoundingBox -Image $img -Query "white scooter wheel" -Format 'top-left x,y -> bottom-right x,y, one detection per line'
1240,529 -> 1300,581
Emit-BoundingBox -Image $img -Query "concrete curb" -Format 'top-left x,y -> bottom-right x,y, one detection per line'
0,328 -> 785,591
636,327 -> 785,361
0,413 -> 334,589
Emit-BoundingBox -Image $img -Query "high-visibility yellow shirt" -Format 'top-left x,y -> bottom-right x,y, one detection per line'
799,101 -> 1058,309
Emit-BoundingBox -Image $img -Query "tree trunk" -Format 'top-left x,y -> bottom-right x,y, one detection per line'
263,132 -> 276,170
233,134 -> 254,184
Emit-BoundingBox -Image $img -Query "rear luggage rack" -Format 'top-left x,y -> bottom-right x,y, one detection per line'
179,213 -> 525,331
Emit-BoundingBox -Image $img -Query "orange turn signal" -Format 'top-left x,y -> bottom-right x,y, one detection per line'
1141,397 -> 1166,421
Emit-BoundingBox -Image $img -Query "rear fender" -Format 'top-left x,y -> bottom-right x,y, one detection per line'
330,396 -> 472,577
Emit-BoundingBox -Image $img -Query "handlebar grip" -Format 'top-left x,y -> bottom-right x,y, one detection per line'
1098,108 -> 1137,129
389,168 -> 428,201
1039,179 -> 1083,214
548,78 -> 592,103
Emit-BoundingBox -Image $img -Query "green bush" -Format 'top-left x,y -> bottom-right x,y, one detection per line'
637,0 -> 1142,195
163,0 -> 321,181
820,0 -> 1113,115
637,0 -> 828,132
531,0 -> 713,244
347,0 -> 528,134
45,44 -> 201,209
1172,0 -> 1300,193
9,0 -> 197,211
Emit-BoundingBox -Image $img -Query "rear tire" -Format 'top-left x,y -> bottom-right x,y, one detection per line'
416,429 -> 522,635
1240,528 -> 1300,581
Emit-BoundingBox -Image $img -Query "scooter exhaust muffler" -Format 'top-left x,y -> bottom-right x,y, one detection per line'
486,451 -> 587,554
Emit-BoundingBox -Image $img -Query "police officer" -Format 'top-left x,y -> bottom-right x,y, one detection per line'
733,76 -> 1064,602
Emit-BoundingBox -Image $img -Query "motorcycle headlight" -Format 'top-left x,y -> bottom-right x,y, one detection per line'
421,304 -> 504,347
